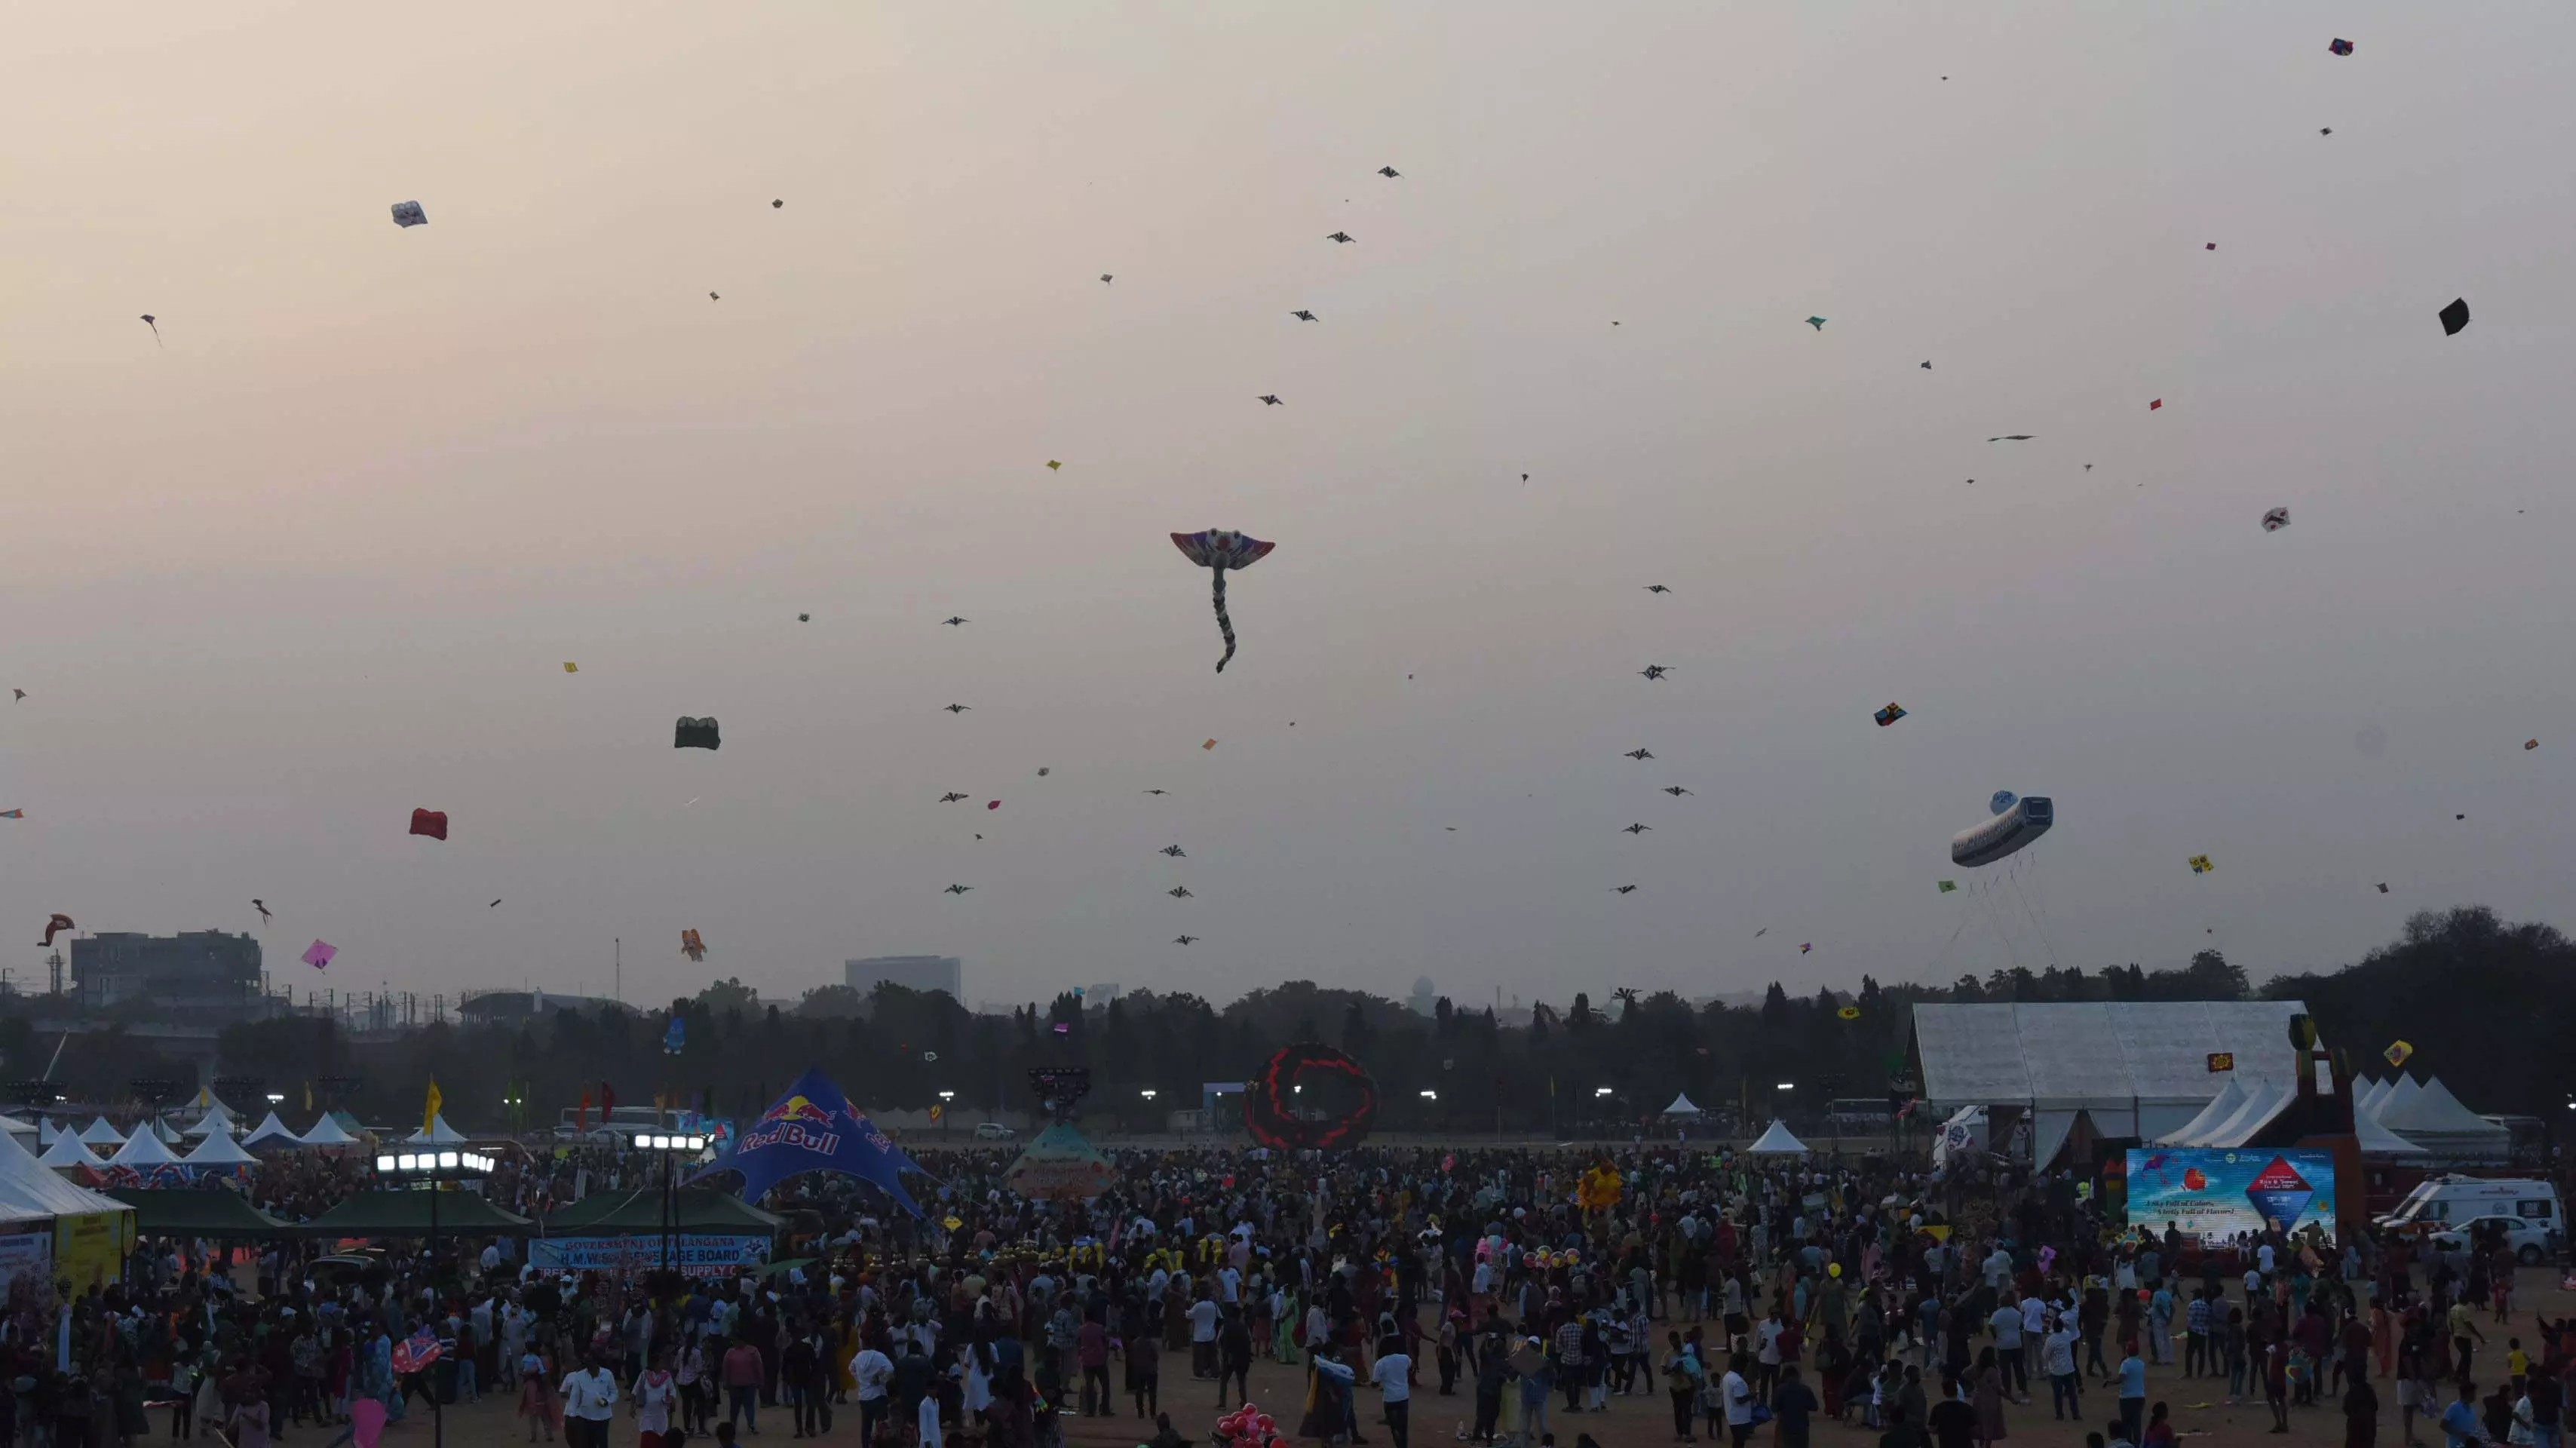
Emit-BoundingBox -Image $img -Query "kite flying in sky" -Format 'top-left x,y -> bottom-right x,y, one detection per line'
302,940 -> 336,969
2440,298 -> 2470,336
1623,823 -> 1651,835
391,201 -> 427,228
1258,394 -> 1283,406
41,914 -> 74,947
1326,232 -> 1354,244
1378,167 -> 1400,178
1625,749 -> 1654,760
1292,310 -> 1317,321
942,617 -> 968,626
674,717 -> 721,750
1989,434 -> 2034,443
1170,529 -> 1277,673
681,929 -> 706,962
2262,507 -> 2291,532
1875,702 -> 1909,727
1639,665 -> 1669,680
1160,845 -> 1186,857
253,899 -> 273,926
409,808 -> 448,841
1644,584 -> 1673,594
1612,885 -> 1638,894
1663,786 -> 1693,796
1174,934 -> 1200,944
944,704 -> 971,714
943,884 -> 973,895
140,315 -> 161,348
1168,886 -> 1193,899
940,793 -> 968,803
1805,317 -> 1826,330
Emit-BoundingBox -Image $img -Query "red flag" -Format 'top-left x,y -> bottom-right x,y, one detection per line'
577,1091 -> 590,1130
601,1081 -> 616,1114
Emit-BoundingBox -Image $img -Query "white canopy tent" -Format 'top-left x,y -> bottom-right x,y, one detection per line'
2156,1077 -> 2249,1146
2378,1077 -> 2510,1162
1662,1094 -> 1703,1115
35,1120 -> 59,1148
404,1115 -> 468,1146
109,1127 -> 179,1167
2372,1074 -> 2425,1122
0,1124 -> 133,1218
37,1132 -> 105,1172
184,1102 -> 240,1138
239,1112 -> 302,1149
75,1118 -> 124,1146
298,1115 -> 360,1148
182,1127 -> 259,1168
1746,1120 -> 1810,1155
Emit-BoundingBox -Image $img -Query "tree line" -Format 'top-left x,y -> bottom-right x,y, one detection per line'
49,905 -> 2547,1135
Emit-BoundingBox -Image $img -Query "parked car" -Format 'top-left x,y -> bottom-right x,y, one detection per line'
974,1121 -> 1017,1140
2429,1213 -> 2554,1265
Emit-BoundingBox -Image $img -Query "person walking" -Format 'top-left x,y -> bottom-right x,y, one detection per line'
560,1354 -> 618,1448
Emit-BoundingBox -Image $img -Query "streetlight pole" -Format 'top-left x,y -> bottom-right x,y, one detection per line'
637,1134 -> 707,1284
938,1091 -> 954,1143
1139,1088 -> 1157,1140
374,1148 -> 498,1448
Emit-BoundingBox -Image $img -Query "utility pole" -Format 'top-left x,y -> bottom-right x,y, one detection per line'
615,937 -> 622,1005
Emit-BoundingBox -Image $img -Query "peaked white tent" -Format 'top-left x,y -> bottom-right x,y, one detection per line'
240,1112 -> 302,1149
298,1115 -> 360,1148
2197,1080 -> 2292,1149
0,1122 -> 133,1217
35,1120 -> 59,1148
2373,1074 -> 2425,1122
1746,1120 -> 1810,1154
184,1101 -> 240,1138
76,1118 -> 124,1146
109,1127 -> 179,1167
2356,1078 -> 2390,1116
2354,1106 -> 2428,1157
38,1131 -> 105,1171
405,1115 -> 468,1145
182,1127 -> 258,1167
2377,1076 -> 2509,1162
2157,1077 -> 2249,1146
1663,1093 -> 1703,1115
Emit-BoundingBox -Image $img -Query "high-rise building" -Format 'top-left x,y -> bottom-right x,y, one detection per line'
71,931 -> 263,1011
844,955 -> 962,1001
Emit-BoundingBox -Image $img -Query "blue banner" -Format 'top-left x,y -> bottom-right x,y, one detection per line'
2125,1148 -> 2337,1243
689,1068 -> 924,1214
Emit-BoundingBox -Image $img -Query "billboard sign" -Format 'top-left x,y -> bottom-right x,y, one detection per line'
2125,1148 -> 2336,1242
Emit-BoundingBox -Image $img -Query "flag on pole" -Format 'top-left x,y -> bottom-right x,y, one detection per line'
422,1078 -> 443,1137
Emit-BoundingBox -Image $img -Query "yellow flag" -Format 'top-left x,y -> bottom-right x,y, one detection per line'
423,1078 -> 443,1134
304,1081 -> 313,1113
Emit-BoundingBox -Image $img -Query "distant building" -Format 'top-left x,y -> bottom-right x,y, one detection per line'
845,955 -> 961,1001
1409,977 -> 1438,1016
457,989 -> 639,1024
71,931 -> 261,1011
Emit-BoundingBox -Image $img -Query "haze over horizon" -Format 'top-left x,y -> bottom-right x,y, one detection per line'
6,2 -> 2573,1012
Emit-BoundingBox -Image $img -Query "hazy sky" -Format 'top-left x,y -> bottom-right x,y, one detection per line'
7,2 -> 2574,1014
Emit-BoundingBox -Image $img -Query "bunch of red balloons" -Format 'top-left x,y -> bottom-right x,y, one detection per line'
1216,1402 -> 1283,1448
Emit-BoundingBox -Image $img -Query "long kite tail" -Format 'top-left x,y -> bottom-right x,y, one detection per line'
1212,567 -> 1237,672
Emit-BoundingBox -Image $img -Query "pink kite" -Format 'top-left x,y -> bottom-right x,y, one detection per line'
302,940 -> 337,969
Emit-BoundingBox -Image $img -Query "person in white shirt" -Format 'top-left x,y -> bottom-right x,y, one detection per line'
559,1354 -> 618,1448
1190,1293 -> 1223,1379
851,1345 -> 894,1446
1721,1352 -> 1756,1448
1372,1339 -> 1412,1448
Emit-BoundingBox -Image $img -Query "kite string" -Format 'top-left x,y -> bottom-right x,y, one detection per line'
1976,875 -> 2023,977
2020,851 -> 2068,967
2006,855 -> 2061,968
1213,568 -> 1236,673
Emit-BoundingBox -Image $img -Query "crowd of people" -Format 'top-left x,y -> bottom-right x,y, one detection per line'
5,1135 -> 2568,1448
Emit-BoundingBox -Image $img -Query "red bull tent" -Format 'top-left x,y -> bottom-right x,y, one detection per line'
690,1069 -> 925,1215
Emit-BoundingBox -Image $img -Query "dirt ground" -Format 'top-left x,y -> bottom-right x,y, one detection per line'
305,1272 -> 2575,1448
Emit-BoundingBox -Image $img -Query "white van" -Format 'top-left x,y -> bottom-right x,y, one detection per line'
2377,1176 -> 2562,1258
